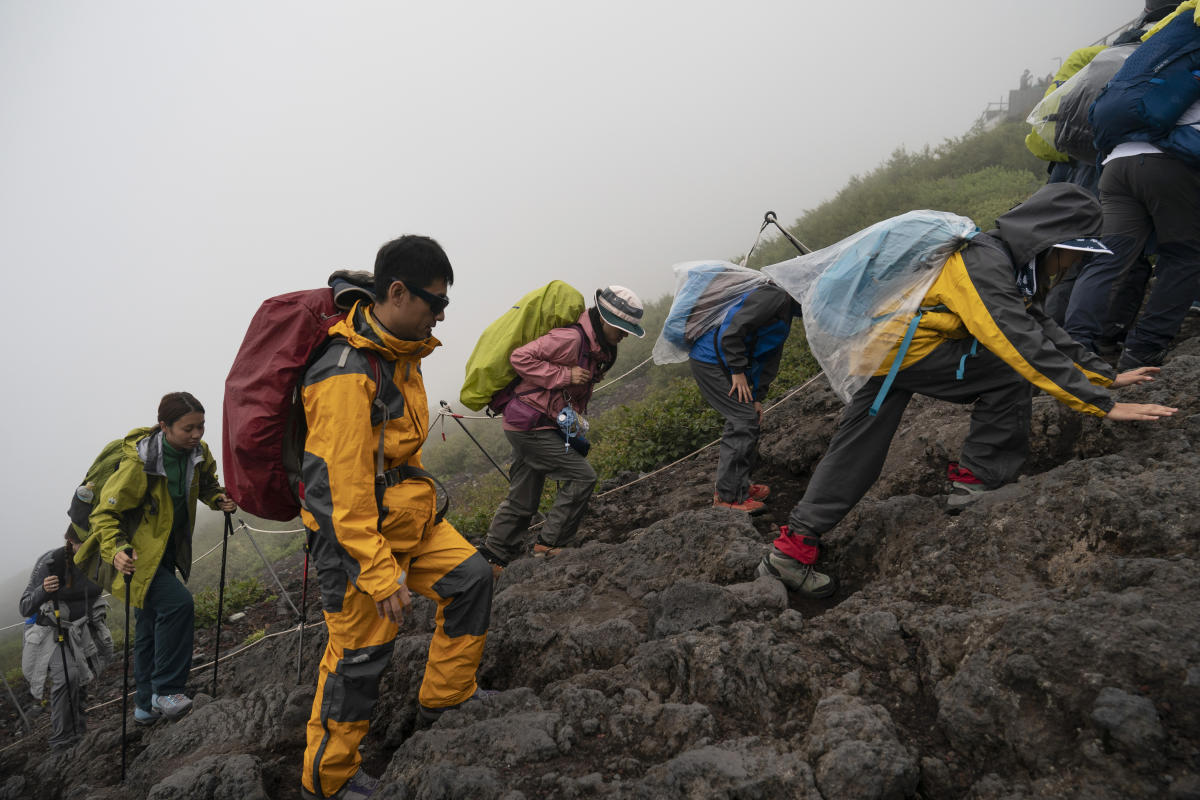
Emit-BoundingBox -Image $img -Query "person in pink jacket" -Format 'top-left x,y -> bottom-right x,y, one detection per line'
479,286 -> 645,571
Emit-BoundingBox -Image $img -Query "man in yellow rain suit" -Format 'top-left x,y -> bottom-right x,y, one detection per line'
300,235 -> 493,800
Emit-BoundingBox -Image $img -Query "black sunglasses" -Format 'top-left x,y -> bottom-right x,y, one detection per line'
401,281 -> 450,315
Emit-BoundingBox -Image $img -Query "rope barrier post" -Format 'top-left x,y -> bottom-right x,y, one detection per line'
0,668 -> 31,734
438,400 -> 510,483
241,525 -> 301,620
212,512 -> 232,698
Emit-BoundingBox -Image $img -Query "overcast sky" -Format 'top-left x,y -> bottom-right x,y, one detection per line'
0,0 -> 1138,598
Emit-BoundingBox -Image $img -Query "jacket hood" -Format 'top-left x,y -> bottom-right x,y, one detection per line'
332,300 -> 440,360
994,183 -> 1104,267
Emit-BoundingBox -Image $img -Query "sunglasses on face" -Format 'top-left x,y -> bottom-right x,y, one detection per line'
401,281 -> 450,315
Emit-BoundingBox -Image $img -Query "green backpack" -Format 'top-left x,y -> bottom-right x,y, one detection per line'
459,280 -> 586,412
69,432 -> 155,588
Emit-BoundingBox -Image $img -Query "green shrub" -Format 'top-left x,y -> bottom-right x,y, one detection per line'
193,578 -> 265,628
242,629 -> 266,646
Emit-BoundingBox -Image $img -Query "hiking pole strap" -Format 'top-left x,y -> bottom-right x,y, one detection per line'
956,338 -> 980,380
870,311 -> 925,417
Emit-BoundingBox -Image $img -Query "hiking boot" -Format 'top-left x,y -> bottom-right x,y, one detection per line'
712,493 -> 766,514
151,693 -> 192,719
747,483 -> 771,502
301,768 -> 380,800
945,462 -> 994,510
757,549 -> 836,599
1117,347 -> 1166,371
133,705 -> 162,726
532,542 -> 564,559
418,687 -> 499,725
946,481 -> 994,510
476,544 -> 506,579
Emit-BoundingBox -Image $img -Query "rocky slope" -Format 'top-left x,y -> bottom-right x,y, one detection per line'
2,320 -> 1198,800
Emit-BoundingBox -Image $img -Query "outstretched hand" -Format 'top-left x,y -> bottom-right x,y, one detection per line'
1111,366 -> 1160,388
1107,402 -> 1177,422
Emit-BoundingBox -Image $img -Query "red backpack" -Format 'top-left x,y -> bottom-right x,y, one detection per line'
222,272 -> 374,521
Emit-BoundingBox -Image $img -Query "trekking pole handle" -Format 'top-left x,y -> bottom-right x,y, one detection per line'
122,547 -> 134,584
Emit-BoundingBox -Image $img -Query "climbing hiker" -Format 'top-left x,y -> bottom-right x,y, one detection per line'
757,183 -> 1177,598
299,235 -> 494,800
19,526 -> 112,749
90,392 -> 237,724
478,285 -> 645,571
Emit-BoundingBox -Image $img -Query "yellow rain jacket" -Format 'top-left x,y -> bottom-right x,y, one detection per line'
300,301 -> 440,606
80,428 -> 225,608
872,183 -> 1116,417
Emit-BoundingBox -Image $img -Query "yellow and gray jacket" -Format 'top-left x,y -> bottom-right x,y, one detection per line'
79,428 -> 225,608
300,301 -> 439,610
875,183 -> 1116,417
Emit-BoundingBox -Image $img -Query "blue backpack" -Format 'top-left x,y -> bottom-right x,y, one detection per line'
1090,11 -> 1200,163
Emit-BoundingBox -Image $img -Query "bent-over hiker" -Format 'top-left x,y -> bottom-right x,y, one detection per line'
758,184 -> 1177,598
690,281 -> 798,513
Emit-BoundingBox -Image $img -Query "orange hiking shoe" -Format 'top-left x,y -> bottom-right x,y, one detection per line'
747,483 -> 771,502
712,493 -> 766,514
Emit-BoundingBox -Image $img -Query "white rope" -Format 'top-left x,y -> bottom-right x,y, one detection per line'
235,521 -> 306,535
593,356 -> 652,393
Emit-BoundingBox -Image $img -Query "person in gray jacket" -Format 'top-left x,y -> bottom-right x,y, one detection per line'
20,527 -> 112,749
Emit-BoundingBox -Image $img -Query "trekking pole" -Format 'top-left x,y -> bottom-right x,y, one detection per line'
1,667 -> 31,734
762,211 -> 812,255
296,537 -> 309,685
438,400 -> 510,483
50,551 -> 76,736
212,512 -> 232,698
120,547 -> 133,783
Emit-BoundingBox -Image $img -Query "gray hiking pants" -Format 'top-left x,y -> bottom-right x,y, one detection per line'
484,429 -> 597,564
691,359 -> 760,503
47,634 -> 85,748
788,338 -> 1031,537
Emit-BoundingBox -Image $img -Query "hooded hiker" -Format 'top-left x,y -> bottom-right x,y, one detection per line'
20,526 -> 112,749
477,285 -> 645,571
758,183 -> 1176,598
299,235 -> 494,800
83,392 -> 236,723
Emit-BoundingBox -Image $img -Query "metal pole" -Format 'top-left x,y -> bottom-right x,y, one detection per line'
241,526 -> 301,620
296,540 -> 309,685
438,400 -> 510,483
0,667 -> 31,734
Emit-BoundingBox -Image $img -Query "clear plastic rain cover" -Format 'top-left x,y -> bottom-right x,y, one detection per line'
762,211 -> 977,403
651,261 -> 773,365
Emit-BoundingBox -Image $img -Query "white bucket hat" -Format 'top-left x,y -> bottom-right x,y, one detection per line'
596,285 -> 645,338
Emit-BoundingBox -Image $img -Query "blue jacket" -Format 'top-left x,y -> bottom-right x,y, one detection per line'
689,284 -> 796,401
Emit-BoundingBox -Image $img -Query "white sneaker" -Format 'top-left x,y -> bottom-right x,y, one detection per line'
152,692 -> 193,718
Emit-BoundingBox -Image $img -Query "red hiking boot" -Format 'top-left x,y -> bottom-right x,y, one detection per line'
747,483 -> 771,502
713,493 -> 766,514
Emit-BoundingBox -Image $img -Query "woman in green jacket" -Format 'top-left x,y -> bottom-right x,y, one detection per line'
93,392 -> 236,724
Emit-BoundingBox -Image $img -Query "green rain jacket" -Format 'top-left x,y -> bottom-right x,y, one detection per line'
76,427 -> 225,608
